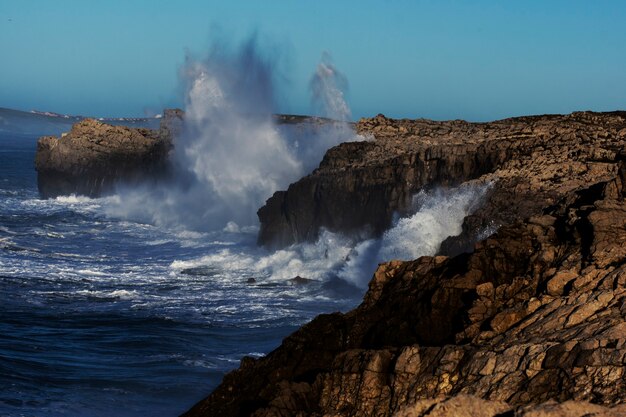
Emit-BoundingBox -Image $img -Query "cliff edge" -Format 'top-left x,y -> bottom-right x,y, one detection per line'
187,111 -> 626,416
258,112 -> 626,249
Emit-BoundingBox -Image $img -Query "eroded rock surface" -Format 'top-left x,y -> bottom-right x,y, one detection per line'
186,112 -> 626,416
35,109 -> 182,198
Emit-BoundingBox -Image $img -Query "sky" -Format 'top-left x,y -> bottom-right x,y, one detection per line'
0,0 -> 625,121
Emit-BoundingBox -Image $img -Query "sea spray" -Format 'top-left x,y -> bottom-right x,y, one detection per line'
338,182 -> 493,287
106,41 -> 363,231
171,39 -> 302,228
310,52 -> 351,122
282,52 -> 362,173
171,182 -> 493,289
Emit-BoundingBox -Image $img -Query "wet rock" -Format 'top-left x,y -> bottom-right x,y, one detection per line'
287,276 -> 316,285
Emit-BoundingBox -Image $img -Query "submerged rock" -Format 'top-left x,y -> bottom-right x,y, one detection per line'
185,111 -> 626,416
34,109 -> 183,198
287,276 -> 316,285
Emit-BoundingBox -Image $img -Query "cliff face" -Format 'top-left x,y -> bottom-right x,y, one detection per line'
187,112 -> 626,416
34,109 -> 182,198
258,112 -> 626,248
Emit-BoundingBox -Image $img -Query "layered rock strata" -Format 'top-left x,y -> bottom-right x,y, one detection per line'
35,109 -> 182,198
187,112 -> 626,416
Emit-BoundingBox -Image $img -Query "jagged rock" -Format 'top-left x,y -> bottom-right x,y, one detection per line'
258,111 -> 626,248
34,109 -> 183,198
185,112 -> 626,416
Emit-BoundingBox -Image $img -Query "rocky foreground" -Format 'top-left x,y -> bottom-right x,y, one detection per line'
187,112 -> 626,416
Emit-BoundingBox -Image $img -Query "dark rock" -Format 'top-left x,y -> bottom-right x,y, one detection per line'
247,278 -> 257,284
287,276 -> 316,285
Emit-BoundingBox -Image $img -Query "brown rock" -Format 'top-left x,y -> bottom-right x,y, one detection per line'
34,112 -> 182,198
185,112 -> 626,416
258,111 -> 626,249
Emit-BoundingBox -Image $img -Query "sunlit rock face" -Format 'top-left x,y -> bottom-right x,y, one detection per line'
187,111 -> 626,416
34,110 -> 181,198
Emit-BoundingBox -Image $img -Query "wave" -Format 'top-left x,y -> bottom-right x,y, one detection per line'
104,39 -> 364,233
171,182 -> 492,289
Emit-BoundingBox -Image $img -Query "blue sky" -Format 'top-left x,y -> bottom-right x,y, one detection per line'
1,0 -> 625,120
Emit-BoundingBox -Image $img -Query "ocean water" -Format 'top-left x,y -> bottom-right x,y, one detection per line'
0,50 -> 493,416
0,121 -> 366,416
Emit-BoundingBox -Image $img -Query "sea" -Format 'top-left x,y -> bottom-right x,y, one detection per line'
0,106 -> 490,416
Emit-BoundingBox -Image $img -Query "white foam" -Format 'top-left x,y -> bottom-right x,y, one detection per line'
54,195 -> 95,204
76,269 -> 108,277
170,182 -> 492,289
75,289 -> 139,300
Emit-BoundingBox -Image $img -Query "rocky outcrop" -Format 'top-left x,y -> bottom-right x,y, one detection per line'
258,112 -> 626,248
186,111 -> 626,416
34,109 -> 183,198
33,110 -> 330,199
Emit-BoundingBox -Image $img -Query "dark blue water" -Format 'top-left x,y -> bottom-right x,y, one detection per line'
0,113 -> 361,416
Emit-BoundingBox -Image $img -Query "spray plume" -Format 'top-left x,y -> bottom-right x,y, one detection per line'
106,39 -> 363,232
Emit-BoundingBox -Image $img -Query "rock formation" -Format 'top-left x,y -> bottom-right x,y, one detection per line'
258,112 -> 626,248
33,110 -> 329,199
34,109 -> 183,198
186,111 -> 626,416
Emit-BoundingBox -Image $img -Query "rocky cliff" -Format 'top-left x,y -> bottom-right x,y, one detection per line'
187,111 -> 626,416
34,109 -> 183,198
258,112 -> 626,248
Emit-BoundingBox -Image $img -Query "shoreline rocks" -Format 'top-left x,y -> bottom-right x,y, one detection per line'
186,111 -> 626,416
34,109 -> 183,198
258,111 -> 626,249
33,110 -> 337,199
